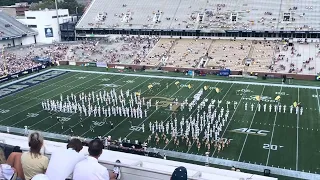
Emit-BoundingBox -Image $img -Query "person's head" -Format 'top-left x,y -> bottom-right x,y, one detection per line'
28,132 -> 44,158
67,138 -> 83,152
0,148 -> 6,164
88,138 -> 104,158
171,166 -> 187,180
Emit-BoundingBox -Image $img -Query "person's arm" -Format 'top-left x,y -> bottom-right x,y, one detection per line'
108,170 -> 117,179
42,156 -> 49,173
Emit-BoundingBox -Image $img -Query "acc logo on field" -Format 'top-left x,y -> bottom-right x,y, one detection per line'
230,128 -> 269,136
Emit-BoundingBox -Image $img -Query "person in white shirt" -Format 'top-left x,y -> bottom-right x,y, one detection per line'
46,138 -> 85,180
73,139 -> 120,180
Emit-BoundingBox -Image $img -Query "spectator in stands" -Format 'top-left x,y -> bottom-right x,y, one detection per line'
45,138 -> 85,180
21,132 -> 49,180
171,166 -> 187,180
73,138 -> 120,180
0,148 -> 19,180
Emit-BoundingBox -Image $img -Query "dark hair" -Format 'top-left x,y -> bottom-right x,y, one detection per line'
67,139 -> 83,152
88,139 -> 104,157
28,132 -> 43,158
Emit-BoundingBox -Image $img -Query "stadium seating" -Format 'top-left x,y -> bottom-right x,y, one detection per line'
0,11 -> 36,39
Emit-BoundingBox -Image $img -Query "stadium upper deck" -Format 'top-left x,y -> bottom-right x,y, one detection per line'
76,0 -> 320,32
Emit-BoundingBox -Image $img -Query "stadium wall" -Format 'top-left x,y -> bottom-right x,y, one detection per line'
75,29 -> 320,39
58,61 -> 318,81
0,36 -> 36,47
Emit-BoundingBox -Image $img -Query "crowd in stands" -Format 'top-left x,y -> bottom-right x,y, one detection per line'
2,36 -> 320,77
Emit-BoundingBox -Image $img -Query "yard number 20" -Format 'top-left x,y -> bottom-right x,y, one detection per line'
263,144 -> 278,151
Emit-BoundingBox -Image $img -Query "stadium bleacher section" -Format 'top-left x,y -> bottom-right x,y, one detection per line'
0,11 -> 37,40
77,0 -> 320,32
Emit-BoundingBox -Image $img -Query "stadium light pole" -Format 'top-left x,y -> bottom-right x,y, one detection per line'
55,0 -> 61,42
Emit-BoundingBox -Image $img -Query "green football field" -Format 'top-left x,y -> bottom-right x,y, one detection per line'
1,67 -> 320,178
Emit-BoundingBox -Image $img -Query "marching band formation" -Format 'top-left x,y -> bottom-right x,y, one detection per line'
40,85 -> 303,153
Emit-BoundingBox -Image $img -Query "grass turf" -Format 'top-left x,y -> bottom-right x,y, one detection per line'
1,66 -> 320,179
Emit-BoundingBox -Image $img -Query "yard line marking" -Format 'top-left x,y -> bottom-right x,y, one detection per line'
316,89 -> 320,114
100,79 -> 189,138
212,84 -> 250,157
53,68 -> 320,90
186,83 -> 234,153
0,72 -> 80,106
266,85 -> 283,166
296,87 -> 300,171
238,85 -> 266,161
0,73 -> 104,124
42,75 -> 142,132
9,74 -> 109,126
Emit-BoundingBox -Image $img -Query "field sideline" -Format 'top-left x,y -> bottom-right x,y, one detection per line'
1,68 -> 320,179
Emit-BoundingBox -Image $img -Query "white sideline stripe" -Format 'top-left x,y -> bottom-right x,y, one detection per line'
316,89 -> 320,114
265,85 -> 283,166
52,68 -> 320,89
66,76 -> 153,136
296,88 -> 300,171
186,83 -> 234,154
211,84 -> 250,157
238,85 -> 266,161
151,148 -> 320,180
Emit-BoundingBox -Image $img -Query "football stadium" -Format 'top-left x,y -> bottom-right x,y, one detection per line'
1,0 -> 320,180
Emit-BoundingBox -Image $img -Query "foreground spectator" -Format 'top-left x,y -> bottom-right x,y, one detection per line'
171,166 -> 187,180
0,148 -> 18,180
73,138 -> 120,180
45,138 -> 85,180
21,132 -> 49,180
